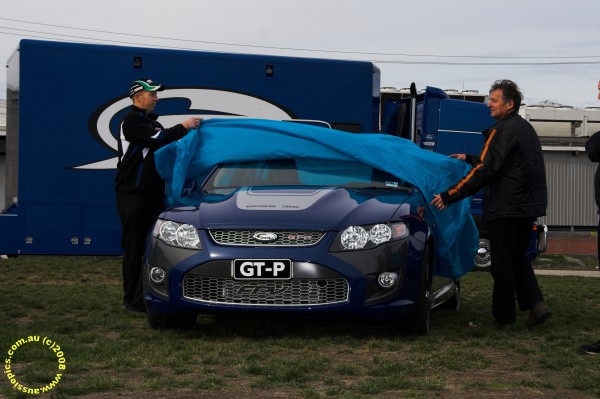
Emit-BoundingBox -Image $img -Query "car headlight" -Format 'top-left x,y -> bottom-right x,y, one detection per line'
153,219 -> 201,249
332,223 -> 408,251
340,226 -> 369,249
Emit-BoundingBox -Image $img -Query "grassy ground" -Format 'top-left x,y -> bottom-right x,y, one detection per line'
0,256 -> 599,399
534,253 -> 599,270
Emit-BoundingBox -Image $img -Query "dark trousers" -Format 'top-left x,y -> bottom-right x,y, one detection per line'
116,193 -> 165,307
488,217 -> 545,324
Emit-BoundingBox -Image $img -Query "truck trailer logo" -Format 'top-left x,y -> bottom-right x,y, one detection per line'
80,88 -> 294,170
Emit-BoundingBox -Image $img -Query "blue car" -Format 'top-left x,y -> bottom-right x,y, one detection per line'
143,157 -> 460,335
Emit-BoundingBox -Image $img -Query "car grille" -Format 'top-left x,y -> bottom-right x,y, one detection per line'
182,276 -> 349,306
209,230 -> 325,246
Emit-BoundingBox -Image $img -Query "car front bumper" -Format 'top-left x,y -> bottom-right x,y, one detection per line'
143,230 -> 427,322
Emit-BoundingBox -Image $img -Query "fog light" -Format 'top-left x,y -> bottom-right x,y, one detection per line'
377,272 -> 399,289
150,267 -> 166,284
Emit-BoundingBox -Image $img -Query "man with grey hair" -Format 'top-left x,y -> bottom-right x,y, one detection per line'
430,79 -> 551,330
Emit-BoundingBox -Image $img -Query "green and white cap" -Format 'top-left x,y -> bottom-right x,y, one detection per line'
129,78 -> 165,98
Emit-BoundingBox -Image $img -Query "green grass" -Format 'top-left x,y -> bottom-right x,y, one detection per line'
0,256 -> 599,398
535,253 -> 598,270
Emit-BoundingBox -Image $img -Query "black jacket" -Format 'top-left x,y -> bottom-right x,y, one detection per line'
585,130 -> 600,211
115,106 -> 188,197
440,112 -> 547,221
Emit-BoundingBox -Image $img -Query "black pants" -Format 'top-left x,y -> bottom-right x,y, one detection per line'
116,193 -> 165,307
488,217 -> 545,324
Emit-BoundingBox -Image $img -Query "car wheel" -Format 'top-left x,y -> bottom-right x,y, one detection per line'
474,237 -> 491,271
147,313 -> 197,330
410,243 -> 432,335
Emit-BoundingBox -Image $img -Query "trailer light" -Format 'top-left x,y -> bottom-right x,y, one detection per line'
150,267 -> 166,284
378,272 -> 399,289
265,64 -> 274,77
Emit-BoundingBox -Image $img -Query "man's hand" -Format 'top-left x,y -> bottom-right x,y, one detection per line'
449,153 -> 466,161
182,117 -> 202,130
430,194 -> 446,211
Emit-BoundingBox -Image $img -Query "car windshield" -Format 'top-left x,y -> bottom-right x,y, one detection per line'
201,159 -> 411,193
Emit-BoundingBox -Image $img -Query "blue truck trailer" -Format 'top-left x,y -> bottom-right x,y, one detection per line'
1,39 -> 379,255
0,39 -> 545,266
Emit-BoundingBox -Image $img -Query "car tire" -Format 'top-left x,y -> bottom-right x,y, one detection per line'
147,313 -> 197,330
410,242 -> 432,335
473,236 -> 491,271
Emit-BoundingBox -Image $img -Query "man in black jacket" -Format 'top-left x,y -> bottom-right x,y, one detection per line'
584,80 -> 600,265
430,79 -> 551,330
581,80 -> 600,354
116,78 -> 201,312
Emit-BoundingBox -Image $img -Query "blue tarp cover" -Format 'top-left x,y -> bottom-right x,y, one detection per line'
154,119 -> 477,278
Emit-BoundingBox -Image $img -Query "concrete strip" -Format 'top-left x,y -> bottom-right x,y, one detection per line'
535,269 -> 600,277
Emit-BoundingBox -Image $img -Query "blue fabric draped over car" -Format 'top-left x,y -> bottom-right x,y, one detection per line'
154,118 -> 478,279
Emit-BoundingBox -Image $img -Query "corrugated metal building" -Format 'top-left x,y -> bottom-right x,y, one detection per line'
540,147 -> 596,229
523,103 -> 600,230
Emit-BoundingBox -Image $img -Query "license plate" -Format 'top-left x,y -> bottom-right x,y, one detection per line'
232,259 -> 292,280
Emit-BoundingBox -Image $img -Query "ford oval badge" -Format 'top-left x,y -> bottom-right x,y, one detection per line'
253,232 -> 278,242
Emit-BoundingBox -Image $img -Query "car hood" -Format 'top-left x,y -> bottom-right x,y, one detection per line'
166,187 -> 416,230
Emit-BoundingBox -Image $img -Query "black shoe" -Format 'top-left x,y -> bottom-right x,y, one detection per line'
581,341 -> 600,355
526,302 -> 552,328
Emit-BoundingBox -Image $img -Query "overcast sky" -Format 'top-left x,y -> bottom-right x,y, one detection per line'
1,0 -> 599,108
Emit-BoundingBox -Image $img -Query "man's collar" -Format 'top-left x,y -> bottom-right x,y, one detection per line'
131,105 -> 158,120
496,110 -> 517,121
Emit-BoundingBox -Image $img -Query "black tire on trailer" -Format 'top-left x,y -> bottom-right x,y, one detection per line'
474,236 -> 492,271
